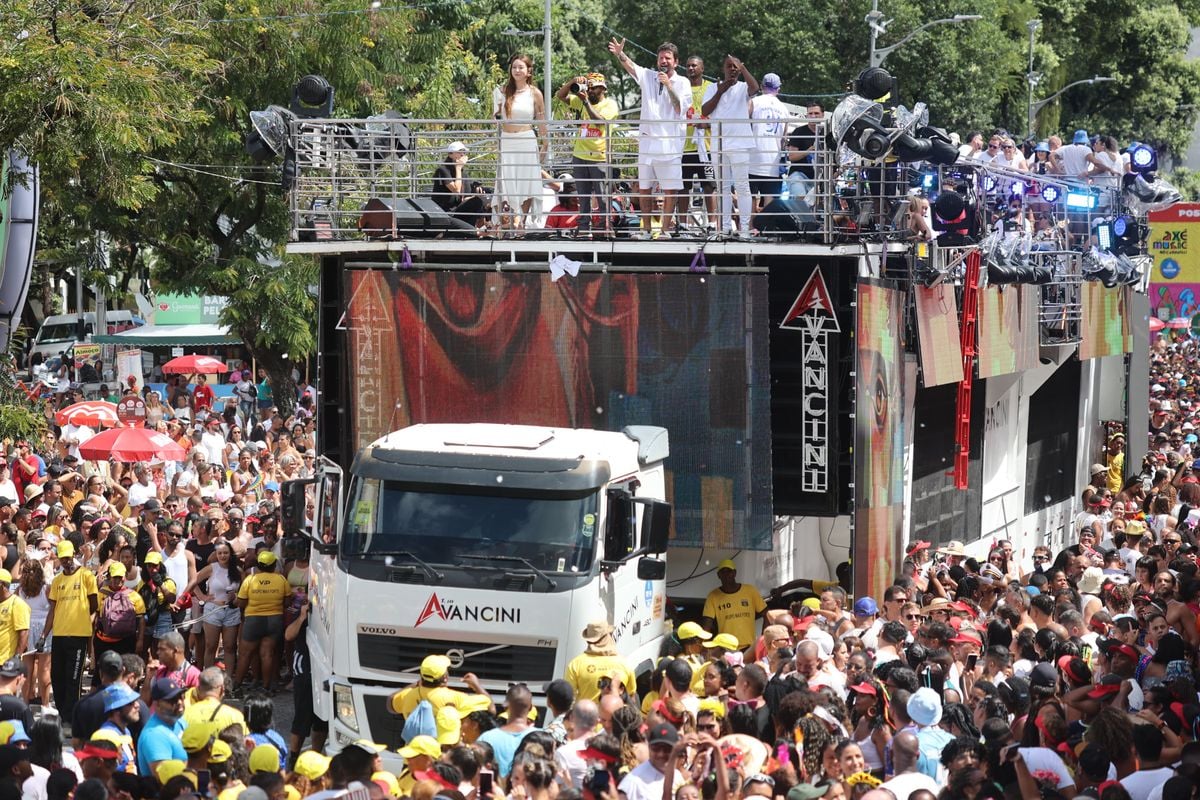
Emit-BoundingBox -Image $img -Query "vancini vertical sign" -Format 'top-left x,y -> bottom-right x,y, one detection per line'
780,268 -> 840,493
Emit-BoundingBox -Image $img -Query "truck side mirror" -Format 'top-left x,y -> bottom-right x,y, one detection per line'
640,499 -> 671,554
280,478 -> 315,537
637,557 -> 666,581
604,488 -> 634,561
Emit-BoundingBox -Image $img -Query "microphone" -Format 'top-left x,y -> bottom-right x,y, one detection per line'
658,65 -> 667,96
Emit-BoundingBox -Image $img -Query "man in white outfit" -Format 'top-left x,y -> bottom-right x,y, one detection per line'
701,55 -> 759,237
608,38 -> 691,238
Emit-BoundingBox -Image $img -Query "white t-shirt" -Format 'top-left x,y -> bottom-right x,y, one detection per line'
1120,767 -> 1175,800
633,66 -> 691,159
554,736 -> 590,790
880,771 -> 940,800
128,480 -> 157,508
1017,748 -> 1074,789
702,81 -> 755,151
0,479 -> 16,503
618,760 -> 683,800
200,431 -> 226,467
1056,143 -> 1091,177
62,424 -> 95,461
749,93 -> 788,176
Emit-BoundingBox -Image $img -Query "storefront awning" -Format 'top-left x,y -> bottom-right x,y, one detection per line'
92,323 -> 241,346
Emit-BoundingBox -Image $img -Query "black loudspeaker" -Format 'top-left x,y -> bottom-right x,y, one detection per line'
753,198 -> 818,238
359,197 -> 477,239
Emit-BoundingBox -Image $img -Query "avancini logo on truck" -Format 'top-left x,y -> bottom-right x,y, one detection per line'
415,593 -> 523,627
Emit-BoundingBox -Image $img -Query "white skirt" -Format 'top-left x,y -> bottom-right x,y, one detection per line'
496,129 -> 541,212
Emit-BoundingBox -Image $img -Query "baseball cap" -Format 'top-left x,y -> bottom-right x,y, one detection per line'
180,724 -> 214,752
150,676 -> 187,702
107,562 -> 127,578
256,550 -> 278,566
56,540 -> 75,558
209,740 -> 233,764
248,743 -> 282,773
373,771 -> 401,798
647,721 -> 679,746
75,739 -> 120,762
848,682 -> 878,696
0,721 -> 30,745
1086,674 -> 1123,699
0,569 -> 11,586
761,73 -> 781,91
676,621 -> 712,641
420,654 -> 452,681
144,498 -> 162,512
0,659 -> 24,678
293,751 -> 331,781
348,739 -> 390,756
446,141 -> 468,153
716,559 -> 737,572
586,72 -> 607,89
906,540 -> 932,556
853,597 -> 878,616
265,481 -> 280,492
144,551 -> 164,566
1029,662 -> 1058,689
709,633 -> 739,651
101,683 -> 140,713
397,735 -> 440,759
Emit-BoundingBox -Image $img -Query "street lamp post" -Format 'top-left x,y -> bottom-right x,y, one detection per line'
1025,19 -> 1041,139
866,0 -> 982,68
1028,76 -> 1116,136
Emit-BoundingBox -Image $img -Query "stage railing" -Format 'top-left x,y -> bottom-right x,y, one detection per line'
283,116 -> 1127,250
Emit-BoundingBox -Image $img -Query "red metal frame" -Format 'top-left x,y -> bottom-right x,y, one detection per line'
954,250 -> 981,490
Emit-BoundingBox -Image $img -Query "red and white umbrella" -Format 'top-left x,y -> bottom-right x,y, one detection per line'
1149,317 -> 1166,333
161,355 -> 228,375
79,427 -> 188,463
1166,317 -> 1191,330
54,401 -> 119,428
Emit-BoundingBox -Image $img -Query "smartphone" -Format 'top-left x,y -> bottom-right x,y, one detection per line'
587,769 -> 611,794
966,653 -> 978,671
196,769 -> 210,797
1001,744 -> 1020,763
479,770 -> 494,796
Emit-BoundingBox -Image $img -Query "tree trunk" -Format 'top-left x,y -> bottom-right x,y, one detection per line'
239,333 -> 297,418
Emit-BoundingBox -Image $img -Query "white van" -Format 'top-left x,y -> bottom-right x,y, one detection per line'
27,310 -> 142,366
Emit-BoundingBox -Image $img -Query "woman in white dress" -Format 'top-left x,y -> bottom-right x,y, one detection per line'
493,54 -> 548,231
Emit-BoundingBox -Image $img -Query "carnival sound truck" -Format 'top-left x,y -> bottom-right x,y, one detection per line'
282,422 -> 672,766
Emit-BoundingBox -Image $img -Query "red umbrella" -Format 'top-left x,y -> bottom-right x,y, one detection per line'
1149,317 -> 1166,333
54,401 -> 119,428
1166,317 -> 1191,330
79,427 -> 188,463
162,355 -> 228,375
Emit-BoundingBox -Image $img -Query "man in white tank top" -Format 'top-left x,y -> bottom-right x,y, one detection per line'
160,524 -> 195,592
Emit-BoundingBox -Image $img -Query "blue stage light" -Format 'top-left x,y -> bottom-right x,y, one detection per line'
1040,185 -> 1061,204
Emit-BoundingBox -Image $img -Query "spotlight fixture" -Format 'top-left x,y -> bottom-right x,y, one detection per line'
1128,142 -> 1157,176
1010,181 -> 1026,196
832,69 -> 959,166
1039,184 -> 1061,204
245,105 -> 295,162
1065,190 -> 1097,210
931,187 -> 977,245
982,175 -> 997,193
291,74 -> 335,118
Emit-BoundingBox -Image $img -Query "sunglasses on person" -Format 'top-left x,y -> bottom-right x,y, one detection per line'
1033,554 -> 1050,563
1165,537 -> 1181,544
904,613 -> 924,621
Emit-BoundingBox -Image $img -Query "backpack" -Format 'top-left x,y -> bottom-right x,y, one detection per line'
101,590 -> 139,639
401,698 -> 437,744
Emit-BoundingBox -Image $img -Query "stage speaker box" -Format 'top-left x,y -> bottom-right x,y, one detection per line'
359,197 -> 476,239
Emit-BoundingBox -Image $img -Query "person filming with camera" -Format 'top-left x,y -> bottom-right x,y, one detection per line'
556,73 -> 619,239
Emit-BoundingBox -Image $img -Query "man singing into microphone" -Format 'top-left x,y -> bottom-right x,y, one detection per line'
608,38 -> 691,238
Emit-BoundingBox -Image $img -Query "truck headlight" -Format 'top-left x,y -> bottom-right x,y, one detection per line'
333,684 -> 358,732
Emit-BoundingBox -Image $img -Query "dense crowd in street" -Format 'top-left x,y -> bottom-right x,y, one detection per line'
0,355 -> 1194,800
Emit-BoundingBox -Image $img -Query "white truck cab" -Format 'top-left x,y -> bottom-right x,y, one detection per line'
281,423 -> 671,770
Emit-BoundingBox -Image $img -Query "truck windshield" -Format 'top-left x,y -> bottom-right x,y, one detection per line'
342,478 -> 600,573
37,322 -> 88,344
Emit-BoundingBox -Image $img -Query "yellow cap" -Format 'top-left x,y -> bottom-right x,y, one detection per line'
56,540 -> 75,558
698,698 -> 726,719
293,750 -> 331,781
257,550 -> 278,566
457,694 -> 492,714
716,559 -> 737,572
209,739 -> 232,764
284,786 -> 301,800
107,562 -> 127,578
156,761 -> 195,786
420,654 -> 451,681
802,597 -> 821,612
676,621 -> 712,641
348,739 -> 389,755
0,569 -> 12,584
709,633 -> 739,651
435,705 -> 461,746
180,724 -> 214,752
372,771 -> 401,797
144,552 -> 164,566
248,743 -> 281,774
397,735 -> 440,759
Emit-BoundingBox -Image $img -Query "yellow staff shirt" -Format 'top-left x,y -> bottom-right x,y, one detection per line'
48,568 -> 99,637
0,594 -> 30,663
702,583 -> 766,647
237,572 -> 290,616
